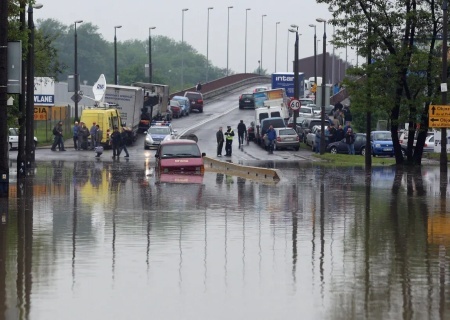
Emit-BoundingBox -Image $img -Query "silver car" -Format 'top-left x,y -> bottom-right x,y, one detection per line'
8,128 -> 38,150
273,127 -> 300,151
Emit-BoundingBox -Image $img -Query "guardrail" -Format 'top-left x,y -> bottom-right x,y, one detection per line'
203,76 -> 271,101
204,156 -> 281,183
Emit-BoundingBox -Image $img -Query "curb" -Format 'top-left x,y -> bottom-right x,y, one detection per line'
204,156 -> 281,183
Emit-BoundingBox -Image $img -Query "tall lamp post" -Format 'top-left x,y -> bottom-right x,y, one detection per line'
309,24 -> 317,100
206,7 -> 213,82
441,0 -> 448,170
226,6 -> 233,76
260,14 -> 267,75
275,22 -> 280,72
148,27 -> 156,83
114,25 -> 122,85
258,60 -> 261,75
316,17 -> 327,155
245,8 -> 251,73
26,2 -> 43,167
286,29 -> 290,71
181,8 -> 188,88
289,25 -> 299,132
74,20 -> 82,122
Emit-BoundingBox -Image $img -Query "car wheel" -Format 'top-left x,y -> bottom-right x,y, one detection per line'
361,147 -> 365,156
330,146 -> 338,154
144,146 -> 149,150
200,108 -> 203,113
294,146 -> 299,151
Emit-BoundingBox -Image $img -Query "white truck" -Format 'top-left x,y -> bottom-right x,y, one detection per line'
104,84 -> 144,142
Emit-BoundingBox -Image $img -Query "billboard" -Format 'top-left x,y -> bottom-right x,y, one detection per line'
34,77 -> 55,106
271,72 -> 305,98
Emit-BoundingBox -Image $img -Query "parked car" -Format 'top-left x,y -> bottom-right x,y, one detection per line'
171,96 -> 190,116
257,117 -> 286,147
8,128 -> 38,150
305,125 -> 321,148
400,132 -> 434,157
371,131 -> 394,157
239,93 -> 255,109
326,133 -> 367,155
273,127 -> 300,151
300,98 -> 314,106
298,106 -> 316,118
144,121 -> 177,150
155,139 -> 205,174
306,104 -> 321,116
169,100 -> 183,118
287,115 -> 307,128
253,86 -> 268,93
184,91 -> 204,113
297,118 -> 332,143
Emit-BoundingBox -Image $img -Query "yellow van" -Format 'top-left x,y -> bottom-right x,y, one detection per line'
80,108 -> 122,147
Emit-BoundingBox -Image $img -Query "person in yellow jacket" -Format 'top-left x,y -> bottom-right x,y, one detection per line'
224,125 -> 235,156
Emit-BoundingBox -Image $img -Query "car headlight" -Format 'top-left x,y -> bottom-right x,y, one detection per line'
375,143 -> 381,147
145,135 -> 153,143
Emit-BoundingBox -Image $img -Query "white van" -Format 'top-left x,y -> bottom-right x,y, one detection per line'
255,105 -> 287,127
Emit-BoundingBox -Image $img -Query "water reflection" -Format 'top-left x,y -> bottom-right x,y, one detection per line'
1,161 -> 450,319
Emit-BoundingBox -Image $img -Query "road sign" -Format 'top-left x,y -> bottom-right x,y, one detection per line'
71,93 -> 82,103
289,99 -> 301,111
429,105 -> 450,128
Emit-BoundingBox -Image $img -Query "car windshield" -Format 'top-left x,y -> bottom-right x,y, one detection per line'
160,144 -> 201,158
300,99 -> 313,105
150,127 -> 171,135
373,132 -> 392,141
186,93 -> 202,99
242,94 -> 253,98
300,108 -> 311,114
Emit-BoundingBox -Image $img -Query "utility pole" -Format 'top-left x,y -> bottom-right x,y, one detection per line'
0,0 -> 9,196
441,0 -> 448,172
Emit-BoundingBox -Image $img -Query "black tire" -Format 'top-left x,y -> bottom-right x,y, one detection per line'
294,146 -> 299,151
330,146 -> 338,154
199,108 -> 203,113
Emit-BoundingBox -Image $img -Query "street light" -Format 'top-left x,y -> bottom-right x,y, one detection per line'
148,27 -> 156,83
26,2 -> 43,167
114,25 -> 122,85
258,60 -> 261,75
227,6 -> 233,76
206,7 -> 213,82
74,20 -> 82,122
309,24 -> 317,98
316,17 -> 327,155
289,25 -> 299,134
328,7 -> 335,85
181,8 -> 188,88
275,22 -> 280,72
245,8 -> 251,73
260,14 -> 267,75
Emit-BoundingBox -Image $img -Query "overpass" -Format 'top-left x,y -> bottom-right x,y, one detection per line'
170,73 -> 271,100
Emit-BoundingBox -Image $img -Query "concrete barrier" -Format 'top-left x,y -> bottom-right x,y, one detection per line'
204,156 -> 281,183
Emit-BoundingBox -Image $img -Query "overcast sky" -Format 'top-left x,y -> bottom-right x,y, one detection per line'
37,0 -> 356,75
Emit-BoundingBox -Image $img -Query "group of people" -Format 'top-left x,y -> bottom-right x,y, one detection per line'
71,121 -> 103,151
314,122 -> 356,155
216,120 -> 278,156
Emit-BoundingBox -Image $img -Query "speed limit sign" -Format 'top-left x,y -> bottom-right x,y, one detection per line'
289,99 -> 300,111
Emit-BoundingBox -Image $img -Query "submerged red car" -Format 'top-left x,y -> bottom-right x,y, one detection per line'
155,140 -> 205,175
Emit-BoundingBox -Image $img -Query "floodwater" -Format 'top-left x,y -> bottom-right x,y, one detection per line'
1,160 -> 450,320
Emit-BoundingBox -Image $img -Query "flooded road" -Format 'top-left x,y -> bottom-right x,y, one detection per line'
1,160 -> 450,319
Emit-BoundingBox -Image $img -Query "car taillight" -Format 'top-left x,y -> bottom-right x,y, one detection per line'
399,140 -> 403,144
424,143 -> 428,147
296,136 -> 299,141
198,99 -> 203,104
239,95 -> 242,99
277,137 -> 281,142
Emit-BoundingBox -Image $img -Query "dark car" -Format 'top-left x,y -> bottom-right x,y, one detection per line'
184,91 -> 204,113
257,117 -> 286,147
326,133 -> 367,155
297,118 -> 332,143
239,93 -> 255,109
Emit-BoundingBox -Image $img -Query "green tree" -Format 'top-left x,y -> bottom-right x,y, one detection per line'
319,0 -> 443,165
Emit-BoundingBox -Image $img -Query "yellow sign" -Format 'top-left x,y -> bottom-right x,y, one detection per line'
429,105 -> 450,128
